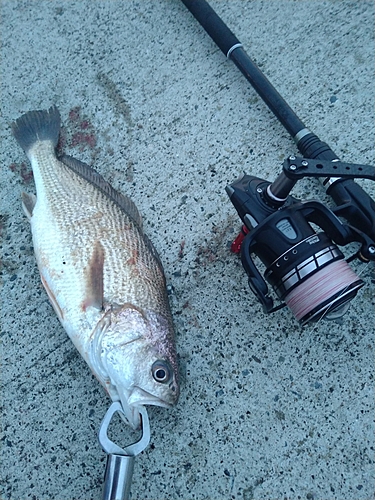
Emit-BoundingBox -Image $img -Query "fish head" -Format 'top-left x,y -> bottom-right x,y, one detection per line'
91,304 -> 179,429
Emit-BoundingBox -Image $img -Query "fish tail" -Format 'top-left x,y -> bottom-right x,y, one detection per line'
12,106 -> 61,154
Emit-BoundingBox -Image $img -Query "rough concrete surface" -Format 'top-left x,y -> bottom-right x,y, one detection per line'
1,1 -> 374,499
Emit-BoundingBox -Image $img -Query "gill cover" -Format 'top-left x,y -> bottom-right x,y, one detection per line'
89,304 -> 178,428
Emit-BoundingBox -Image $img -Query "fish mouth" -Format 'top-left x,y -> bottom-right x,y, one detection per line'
118,387 -> 174,429
128,387 -> 174,409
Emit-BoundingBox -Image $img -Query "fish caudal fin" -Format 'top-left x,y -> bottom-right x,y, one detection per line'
12,106 -> 61,155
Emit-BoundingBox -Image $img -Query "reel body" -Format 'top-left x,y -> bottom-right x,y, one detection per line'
227,168 -> 372,325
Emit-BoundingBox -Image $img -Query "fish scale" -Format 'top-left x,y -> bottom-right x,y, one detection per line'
12,106 -> 179,428
32,143 -> 163,311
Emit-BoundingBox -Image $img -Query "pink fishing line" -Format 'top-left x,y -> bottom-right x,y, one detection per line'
285,260 -> 360,321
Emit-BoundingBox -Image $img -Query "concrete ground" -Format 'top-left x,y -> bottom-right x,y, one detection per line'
1,1 -> 374,499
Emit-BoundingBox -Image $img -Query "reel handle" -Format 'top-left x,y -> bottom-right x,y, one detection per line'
281,155 -> 375,241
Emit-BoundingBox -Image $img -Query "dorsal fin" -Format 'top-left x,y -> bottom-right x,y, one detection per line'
59,154 -> 143,229
143,232 -> 166,277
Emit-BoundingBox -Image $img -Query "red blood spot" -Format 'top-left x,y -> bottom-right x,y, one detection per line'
71,132 -> 97,149
71,132 -> 84,147
9,162 -> 33,183
80,120 -> 90,129
66,106 -> 97,153
126,249 -> 139,267
21,169 -> 34,183
69,106 -> 81,122
178,240 -> 186,259
85,134 -> 96,148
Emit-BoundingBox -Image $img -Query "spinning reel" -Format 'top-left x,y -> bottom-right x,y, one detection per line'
227,156 -> 375,325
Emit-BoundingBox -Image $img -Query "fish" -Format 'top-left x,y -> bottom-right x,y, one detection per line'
12,106 -> 179,428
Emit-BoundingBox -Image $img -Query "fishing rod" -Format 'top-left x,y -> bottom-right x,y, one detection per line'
180,0 -> 375,325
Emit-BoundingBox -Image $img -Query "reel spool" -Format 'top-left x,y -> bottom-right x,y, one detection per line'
264,234 -> 363,325
282,259 -> 362,324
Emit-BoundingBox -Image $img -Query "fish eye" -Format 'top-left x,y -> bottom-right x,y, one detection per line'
151,360 -> 172,383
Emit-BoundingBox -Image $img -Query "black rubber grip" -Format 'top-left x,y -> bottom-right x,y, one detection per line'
181,0 -> 240,55
296,133 -> 337,161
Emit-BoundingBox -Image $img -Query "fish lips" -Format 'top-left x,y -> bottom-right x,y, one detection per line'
128,386 -> 176,408
124,386 -> 177,429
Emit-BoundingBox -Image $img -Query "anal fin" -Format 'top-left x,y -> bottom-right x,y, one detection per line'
21,192 -> 37,220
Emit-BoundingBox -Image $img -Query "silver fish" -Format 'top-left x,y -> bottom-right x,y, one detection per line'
12,106 -> 179,428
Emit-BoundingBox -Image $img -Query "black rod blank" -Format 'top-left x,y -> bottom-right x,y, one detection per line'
180,0 -> 307,139
180,0 -> 339,160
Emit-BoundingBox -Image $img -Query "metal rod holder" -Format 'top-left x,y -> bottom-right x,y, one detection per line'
102,454 -> 135,500
99,402 -> 150,500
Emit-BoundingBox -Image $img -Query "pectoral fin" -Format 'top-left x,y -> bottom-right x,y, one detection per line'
21,192 -> 37,220
83,241 -> 105,311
